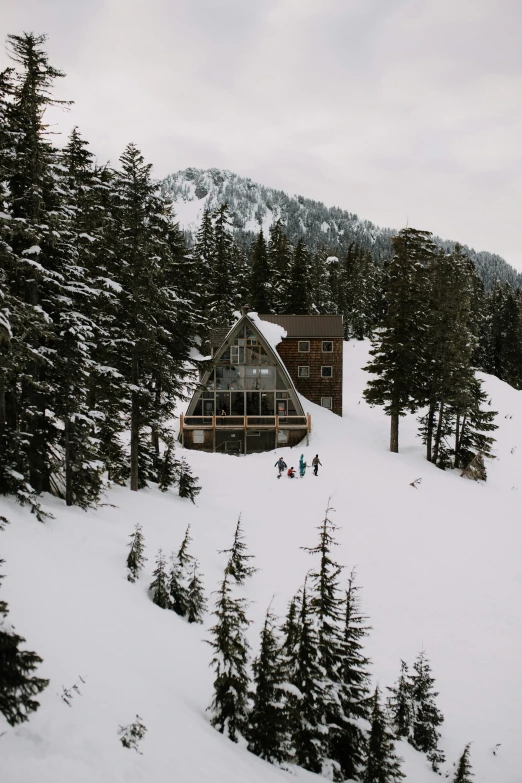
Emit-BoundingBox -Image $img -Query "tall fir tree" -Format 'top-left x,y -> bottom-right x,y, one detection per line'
387,660 -> 413,739
283,239 -> 313,315
335,569 -> 373,780
249,230 -> 273,313
362,686 -> 405,783
364,228 -> 435,452
288,579 -> 324,775
207,571 -> 252,742
268,219 -> 293,312
247,604 -> 291,764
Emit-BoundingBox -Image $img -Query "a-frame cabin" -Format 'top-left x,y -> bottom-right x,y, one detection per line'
180,313 -> 310,454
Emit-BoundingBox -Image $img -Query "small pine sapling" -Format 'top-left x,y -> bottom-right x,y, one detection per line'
169,524 -> 194,616
362,686 -> 404,783
149,550 -> 170,609
126,523 -> 147,582
452,743 -> 474,783
158,435 -> 179,492
221,514 -> 258,585
178,456 -> 201,503
118,714 -> 147,753
186,560 -> 207,624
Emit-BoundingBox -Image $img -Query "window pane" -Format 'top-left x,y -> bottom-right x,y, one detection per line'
192,399 -> 202,415
322,341 -> 333,352
246,392 -> 260,415
298,341 -> 310,352
216,392 -> 230,415
230,392 -> 245,415
216,365 -> 244,390
276,370 -> 288,389
321,366 -> 333,377
260,393 -> 275,415
321,397 -> 332,409
193,430 -> 204,443
277,430 -> 289,443
298,366 -> 309,378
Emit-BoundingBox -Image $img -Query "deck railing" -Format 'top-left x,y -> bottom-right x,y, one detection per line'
181,414 -> 311,432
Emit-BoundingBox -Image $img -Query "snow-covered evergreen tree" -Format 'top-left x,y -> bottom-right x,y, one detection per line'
288,579 -> 324,775
247,604 -> 290,764
178,456 -> 201,503
409,650 -> 445,771
207,571 -> 251,742
126,523 -> 147,583
335,569 -> 373,780
149,550 -> 169,609
0,561 -> 49,725
186,560 -> 207,624
364,228 -> 435,452
221,514 -> 257,585
362,686 -> 404,783
169,524 -> 194,617
387,660 -> 413,739
452,743 -> 474,782
249,230 -> 273,313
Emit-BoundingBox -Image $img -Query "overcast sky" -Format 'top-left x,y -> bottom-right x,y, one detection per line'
3,0 -> 522,270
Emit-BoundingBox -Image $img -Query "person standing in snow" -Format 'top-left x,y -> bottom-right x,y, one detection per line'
299,454 -> 307,478
312,454 -> 322,476
275,456 -> 287,479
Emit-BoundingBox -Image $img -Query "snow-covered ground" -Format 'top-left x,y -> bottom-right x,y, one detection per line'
1,341 -> 521,783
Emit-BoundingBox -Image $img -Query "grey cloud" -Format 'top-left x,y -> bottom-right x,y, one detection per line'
2,0 -> 522,268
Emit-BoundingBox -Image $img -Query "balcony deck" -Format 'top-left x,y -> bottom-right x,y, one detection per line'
180,414 -> 311,431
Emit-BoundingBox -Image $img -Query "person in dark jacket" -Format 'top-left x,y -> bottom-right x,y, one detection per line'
275,456 -> 287,478
312,454 -> 322,476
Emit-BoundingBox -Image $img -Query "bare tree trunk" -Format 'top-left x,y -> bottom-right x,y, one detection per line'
130,351 -> 139,492
65,417 -> 73,506
426,403 -> 436,462
432,400 -> 445,466
390,413 -> 399,453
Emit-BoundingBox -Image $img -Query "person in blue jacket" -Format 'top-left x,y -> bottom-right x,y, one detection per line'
299,454 -> 307,478
275,456 -> 287,479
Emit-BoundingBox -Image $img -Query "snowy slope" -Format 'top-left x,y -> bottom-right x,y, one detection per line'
1,341 -> 521,783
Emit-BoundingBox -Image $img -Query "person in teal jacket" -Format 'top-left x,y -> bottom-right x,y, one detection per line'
299,454 -> 307,478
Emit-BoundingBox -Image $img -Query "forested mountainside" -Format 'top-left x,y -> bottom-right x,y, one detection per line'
161,167 -> 522,291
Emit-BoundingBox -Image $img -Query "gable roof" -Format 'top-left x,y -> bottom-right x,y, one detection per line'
258,314 -> 344,338
189,313 -> 305,417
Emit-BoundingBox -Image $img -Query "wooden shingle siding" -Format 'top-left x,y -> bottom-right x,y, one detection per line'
275,338 -> 343,416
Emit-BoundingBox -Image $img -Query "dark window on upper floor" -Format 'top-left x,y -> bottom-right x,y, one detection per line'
298,341 -> 310,352
322,341 -> 333,352
321,366 -> 333,378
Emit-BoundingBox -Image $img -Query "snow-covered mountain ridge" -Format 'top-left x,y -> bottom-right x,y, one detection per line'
161,167 -> 522,290
1,341 -> 521,783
